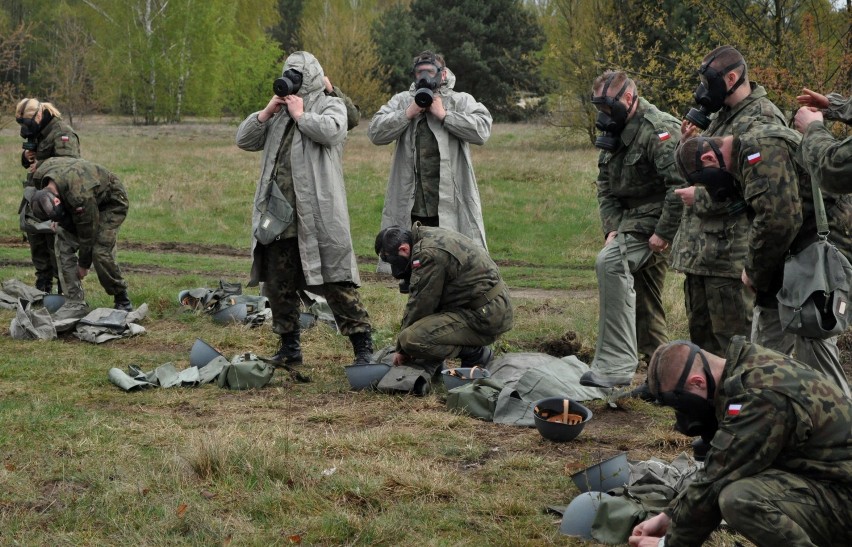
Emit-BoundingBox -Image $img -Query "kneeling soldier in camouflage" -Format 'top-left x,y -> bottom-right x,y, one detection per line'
629,338 -> 852,547
375,223 -> 513,374
30,157 -> 133,311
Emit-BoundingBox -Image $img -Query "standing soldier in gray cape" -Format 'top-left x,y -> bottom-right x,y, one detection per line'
368,51 -> 491,281
375,224 -> 512,373
629,338 -> 852,547
15,98 -> 81,294
673,46 -> 786,357
29,157 -> 132,311
579,70 -> 685,389
676,120 -> 852,396
236,51 -> 373,367
794,87 -> 852,194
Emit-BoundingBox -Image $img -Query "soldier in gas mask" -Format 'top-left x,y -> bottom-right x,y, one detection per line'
671,46 -> 786,365
794,87 -> 852,194
14,98 -> 81,295
578,70 -> 684,389
236,51 -> 373,368
375,224 -> 513,375
628,338 -> 852,547
368,51 -> 492,292
29,157 -> 132,311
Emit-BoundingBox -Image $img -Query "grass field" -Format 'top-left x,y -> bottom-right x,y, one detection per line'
0,118 -> 746,546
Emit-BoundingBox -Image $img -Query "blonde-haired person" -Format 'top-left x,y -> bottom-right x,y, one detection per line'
15,98 -> 80,294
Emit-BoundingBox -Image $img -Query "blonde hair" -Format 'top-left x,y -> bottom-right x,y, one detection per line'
15,98 -> 63,120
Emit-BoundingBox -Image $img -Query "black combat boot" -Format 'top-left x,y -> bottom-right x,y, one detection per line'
271,331 -> 303,365
349,331 -> 374,365
458,346 -> 493,368
114,291 -> 134,312
35,278 -> 52,294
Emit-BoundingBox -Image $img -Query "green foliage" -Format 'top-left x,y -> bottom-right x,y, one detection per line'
269,0 -> 305,52
219,35 -> 283,118
410,0 -> 548,121
371,3 -> 421,95
299,0 -> 388,116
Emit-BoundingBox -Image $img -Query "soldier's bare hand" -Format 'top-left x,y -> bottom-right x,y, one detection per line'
680,119 -> 699,140
628,536 -> 663,547
796,87 -> 829,109
77,266 -> 89,280
323,76 -> 333,94
604,231 -> 618,246
392,351 -> 409,366
284,95 -> 304,121
741,269 -> 754,292
258,95 -> 287,122
405,101 -> 425,120
631,513 -> 670,540
794,107 -> 824,133
428,96 -> 446,121
675,186 -> 696,206
648,234 -> 669,252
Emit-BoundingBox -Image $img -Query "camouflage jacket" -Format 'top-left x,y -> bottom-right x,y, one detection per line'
35,116 -> 80,162
24,116 -> 81,188
32,157 -> 129,269
402,224 -> 513,334
729,120 -> 852,299
596,98 -> 685,241
800,92 -> 852,195
667,336 -> 852,546
671,84 -> 785,277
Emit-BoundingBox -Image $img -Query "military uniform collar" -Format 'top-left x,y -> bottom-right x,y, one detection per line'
619,97 -> 649,147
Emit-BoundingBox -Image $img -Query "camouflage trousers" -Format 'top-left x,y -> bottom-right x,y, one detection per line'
27,231 -> 58,287
397,292 -> 513,361
55,217 -> 128,303
262,237 -> 370,336
634,250 -> 668,360
753,304 -> 851,397
590,233 -> 667,377
684,274 -> 753,356
718,468 -> 852,546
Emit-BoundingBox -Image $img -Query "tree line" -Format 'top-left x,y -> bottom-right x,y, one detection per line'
2,0 -> 850,134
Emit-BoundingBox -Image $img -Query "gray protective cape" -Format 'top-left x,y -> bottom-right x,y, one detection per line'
368,67 -> 491,270
236,51 -> 360,287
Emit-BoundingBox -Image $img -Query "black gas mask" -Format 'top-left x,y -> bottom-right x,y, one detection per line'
273,69 -> 303,97
30,189 -> 65,222
413,61 -> 443,108
685,56 -> 746,130
682,137 -> 738,202
591,75 -> 636,151
383,252 -> 412,283
17,102 -> 52,139
654,341 -> 718,438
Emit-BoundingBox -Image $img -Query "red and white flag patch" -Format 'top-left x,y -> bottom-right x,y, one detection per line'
747,152 -> 762,165
658,131 -> 671,142
61,135 -> 69,142
726,403 -> 742,416
412,259 -> 422,269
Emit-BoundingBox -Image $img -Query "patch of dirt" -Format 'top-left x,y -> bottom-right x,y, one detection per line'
525,330 -> 594,363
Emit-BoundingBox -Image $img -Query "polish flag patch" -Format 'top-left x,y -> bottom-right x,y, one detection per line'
61,135 -> 69,142
726,404 -> 743,416
412,259 -> 422,269
658,131 -> 671,141
747,152 -> 762,165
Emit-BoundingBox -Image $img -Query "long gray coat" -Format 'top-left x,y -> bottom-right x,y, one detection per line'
368,69 -> 491,258
236,51 -> 360,288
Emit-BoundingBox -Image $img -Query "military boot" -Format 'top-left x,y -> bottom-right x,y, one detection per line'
35,278 -> 52,294
114,291 -> 134,312
458,346 -> 493,368
349,331 -> 374,365
271,331 -> 303,365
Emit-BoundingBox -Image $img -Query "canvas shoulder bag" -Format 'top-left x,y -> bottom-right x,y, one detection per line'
777,179 -> 852,338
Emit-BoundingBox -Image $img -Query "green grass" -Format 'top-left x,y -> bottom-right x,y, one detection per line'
0,118 -> 739,546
